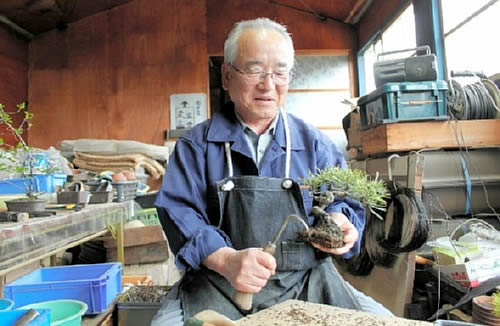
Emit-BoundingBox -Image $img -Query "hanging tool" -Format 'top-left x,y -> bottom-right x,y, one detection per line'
234,214 -> 309,311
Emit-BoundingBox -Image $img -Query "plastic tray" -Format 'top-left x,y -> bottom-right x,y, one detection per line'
89,191 -> 113,204
86,181 -> 137,202
135,208 -> 159,225
117,286 -> 170,326
4,263 -> 122,315
117,302 -> 162,326
113,181 -> 137,202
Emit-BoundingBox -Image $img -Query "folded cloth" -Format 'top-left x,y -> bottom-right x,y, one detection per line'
73,152 -> 165,179
59,139 -> 169,162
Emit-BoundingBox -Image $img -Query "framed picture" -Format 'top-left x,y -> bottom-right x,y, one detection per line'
170,93 -> 207,130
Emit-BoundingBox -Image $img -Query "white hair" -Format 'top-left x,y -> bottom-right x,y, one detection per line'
223,17 -> 295,68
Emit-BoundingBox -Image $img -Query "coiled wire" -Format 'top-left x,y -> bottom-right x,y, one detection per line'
447,76 -> 500,120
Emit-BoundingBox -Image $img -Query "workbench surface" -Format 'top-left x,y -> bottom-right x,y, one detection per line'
0,201 -> 132,275
237,300 -> 431,326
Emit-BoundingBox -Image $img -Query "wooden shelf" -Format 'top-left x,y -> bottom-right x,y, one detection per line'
361,119 -> 500,155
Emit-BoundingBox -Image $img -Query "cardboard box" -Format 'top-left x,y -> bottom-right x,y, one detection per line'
432,245 -> 479,265
434,251 -> 500,287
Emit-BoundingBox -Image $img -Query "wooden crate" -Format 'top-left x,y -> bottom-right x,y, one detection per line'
361,119 -> 500,155
103,225 -> 169,264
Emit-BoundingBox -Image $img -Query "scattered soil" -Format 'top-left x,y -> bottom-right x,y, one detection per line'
238,300 -> 432,325
119,285 -> 171,304
299,206 -> 344,249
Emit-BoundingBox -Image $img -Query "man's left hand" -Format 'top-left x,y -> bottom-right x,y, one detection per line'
311,212 -> 358,255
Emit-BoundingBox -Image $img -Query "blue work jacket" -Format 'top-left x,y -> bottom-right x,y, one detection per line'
155,105 -> 365,270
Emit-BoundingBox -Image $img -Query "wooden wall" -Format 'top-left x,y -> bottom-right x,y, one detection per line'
0,27 -> 28,145
206,0 -> 356,54
26,0 -> 357,149
4,0 -> 407,149
28,0 -> 208,148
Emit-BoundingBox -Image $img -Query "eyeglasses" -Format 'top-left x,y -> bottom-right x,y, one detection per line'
229,63 -> 293,86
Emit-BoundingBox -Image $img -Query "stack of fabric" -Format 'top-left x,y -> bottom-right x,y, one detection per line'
73,152 -> 165,179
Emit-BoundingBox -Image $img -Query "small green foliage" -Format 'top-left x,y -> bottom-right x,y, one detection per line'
301,167 -> 390,219
493,291 -> 500,317
0,101 -> 41,198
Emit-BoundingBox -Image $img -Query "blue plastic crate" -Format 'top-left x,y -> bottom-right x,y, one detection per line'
0,309 -> 51,326
0,174 -> 67,194
4,263 -> 122,315
359,80 -> 449,130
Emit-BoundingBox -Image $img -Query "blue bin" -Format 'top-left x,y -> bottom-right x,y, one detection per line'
0,297 -> 14,311
0,174 -> 67,194
0,309 -> 50,326
4,263 -> 122,315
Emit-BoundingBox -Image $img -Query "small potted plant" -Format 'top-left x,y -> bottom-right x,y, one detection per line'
299,167 -> 389,249
0,102 -> 55,213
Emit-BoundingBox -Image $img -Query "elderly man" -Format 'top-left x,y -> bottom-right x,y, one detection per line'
153,17 -> 391,323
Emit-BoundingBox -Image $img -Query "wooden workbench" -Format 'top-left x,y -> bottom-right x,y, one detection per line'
0,201 -> 133,296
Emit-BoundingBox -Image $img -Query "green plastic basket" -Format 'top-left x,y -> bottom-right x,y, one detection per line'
134,208 -> 159,225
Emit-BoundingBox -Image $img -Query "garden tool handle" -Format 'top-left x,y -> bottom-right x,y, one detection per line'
234,244 -> 275,311
233,215 -> 309,311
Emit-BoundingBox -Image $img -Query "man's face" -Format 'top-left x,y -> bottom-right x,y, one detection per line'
222,29 -> 293,124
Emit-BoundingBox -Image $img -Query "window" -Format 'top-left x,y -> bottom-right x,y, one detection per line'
441,0 -> 500,78
286,54 -> 352,128
360,3 -> 416,94
285,53 -> 354,155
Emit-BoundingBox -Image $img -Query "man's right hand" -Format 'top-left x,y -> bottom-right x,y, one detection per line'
202,247 -> 276,293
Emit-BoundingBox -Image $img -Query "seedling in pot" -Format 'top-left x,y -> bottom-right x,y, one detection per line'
0,102 -> 59,200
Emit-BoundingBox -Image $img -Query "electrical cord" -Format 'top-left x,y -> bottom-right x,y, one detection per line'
447,74 -> 500,120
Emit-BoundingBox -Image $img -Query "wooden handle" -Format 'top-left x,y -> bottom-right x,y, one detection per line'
234,291 -> 253,311
233,244 -> 276,311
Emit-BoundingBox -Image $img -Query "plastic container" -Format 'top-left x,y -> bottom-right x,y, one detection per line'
117,285 -> 171,326
88,191 -> 113,204
4,198 -> 47,213
358,80 -> 449,130
0,308 -> 51,326
113,181 -> 138,202
134,191 -> 158,209
117,302 -> 162,326
4,263 -> 122,314
0,174 -> 67,194
86,181 -> 137,202
134,208 -> 160,225
19,300 -> 87,326
0,297 -> 14,311
57,191 -> 91,205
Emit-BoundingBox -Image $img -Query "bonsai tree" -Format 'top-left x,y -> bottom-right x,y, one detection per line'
0,102 -> 51,199
299,167 -> 389,249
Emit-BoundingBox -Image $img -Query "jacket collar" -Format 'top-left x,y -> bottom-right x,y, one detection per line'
207,102 -> 305,151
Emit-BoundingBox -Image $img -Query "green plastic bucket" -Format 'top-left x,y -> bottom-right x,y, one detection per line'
19,299 -> 87,326
0,298 -> 14,311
